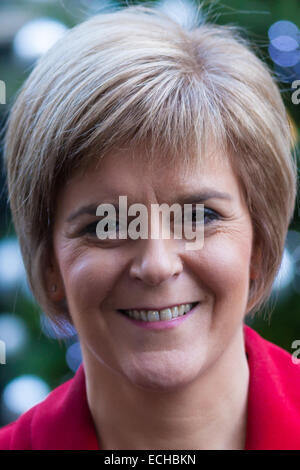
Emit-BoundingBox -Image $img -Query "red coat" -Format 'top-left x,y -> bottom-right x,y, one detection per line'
0,324 -> 300,450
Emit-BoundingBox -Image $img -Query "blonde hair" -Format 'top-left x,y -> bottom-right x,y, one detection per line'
3,4 -> 298,333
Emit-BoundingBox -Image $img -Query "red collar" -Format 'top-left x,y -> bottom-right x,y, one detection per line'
22,325 -> 300,449
30,358 -> 99,450
244,324 -> 300,449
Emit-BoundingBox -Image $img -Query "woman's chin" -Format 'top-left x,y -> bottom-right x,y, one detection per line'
122,352 -> 206,392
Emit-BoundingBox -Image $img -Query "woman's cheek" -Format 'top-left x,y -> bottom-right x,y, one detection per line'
58,246 -> 120,313
188,233 -> 252,303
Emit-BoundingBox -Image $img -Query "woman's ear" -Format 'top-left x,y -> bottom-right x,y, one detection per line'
45,258 -> 65,302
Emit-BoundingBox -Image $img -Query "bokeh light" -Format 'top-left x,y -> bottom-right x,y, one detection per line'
268,20 -> 299,41
0,238 -> 26,292
272,248 -> 294,293
2,375 -> 50,422
0,237 -> 34,302
157,0 -> 200,30
66,341 -> 82,372
0,314 -> 28,356
268,20 -> 300,78
13,17 -> 68,62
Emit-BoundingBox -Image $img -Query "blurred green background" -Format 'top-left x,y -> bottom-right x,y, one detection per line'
0,0 -> 299,426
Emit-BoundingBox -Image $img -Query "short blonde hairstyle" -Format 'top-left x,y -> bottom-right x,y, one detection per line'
3,4 -> 298,333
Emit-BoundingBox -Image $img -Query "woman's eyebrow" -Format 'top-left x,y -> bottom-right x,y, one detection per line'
66,190 -> 232,223
176,190 -> 233,204
66,203 -> 108,223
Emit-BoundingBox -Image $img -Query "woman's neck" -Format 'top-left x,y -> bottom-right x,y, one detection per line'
83,327 -> 249,450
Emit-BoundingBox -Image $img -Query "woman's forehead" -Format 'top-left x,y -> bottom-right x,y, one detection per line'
75,139 -> 231,181
59,146 -> 237,208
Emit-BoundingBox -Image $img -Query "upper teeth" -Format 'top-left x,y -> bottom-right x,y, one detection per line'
123,303 -> 196,322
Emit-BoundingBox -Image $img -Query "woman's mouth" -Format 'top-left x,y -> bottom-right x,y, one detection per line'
118,302 -> 199,322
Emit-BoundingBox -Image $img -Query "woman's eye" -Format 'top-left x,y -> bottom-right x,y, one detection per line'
192,207 -> 220,225
81,208 -> 220,239
83,220 -> 120,237
83,221 -> 98,236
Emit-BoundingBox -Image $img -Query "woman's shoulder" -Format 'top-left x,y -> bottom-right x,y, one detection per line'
0,364 -> 99,450
244,323 -> 299,365
244,322 -> 300,415
0,405 -> 36,450
243,324 -> 300,449
244,324 -> 300,448
244,323 -> 300,377
0,371 -> 78,450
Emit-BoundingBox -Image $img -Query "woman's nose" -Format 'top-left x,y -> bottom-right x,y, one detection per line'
129,238 -> 183,287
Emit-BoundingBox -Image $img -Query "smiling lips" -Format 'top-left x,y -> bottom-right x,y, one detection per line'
119,302 -> 199,322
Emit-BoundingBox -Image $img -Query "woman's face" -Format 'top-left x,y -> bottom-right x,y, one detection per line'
51,146 -> 257,391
